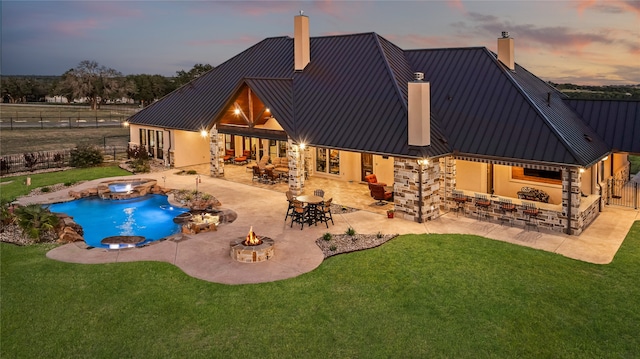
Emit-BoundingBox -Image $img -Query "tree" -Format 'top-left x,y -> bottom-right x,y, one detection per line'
1,76 -> 51,103
55,60 -> 131,110
174,63 -> 213,87
127,74 -> 174,107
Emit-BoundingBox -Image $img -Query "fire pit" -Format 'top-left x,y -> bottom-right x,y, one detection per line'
230,227 -> 275,263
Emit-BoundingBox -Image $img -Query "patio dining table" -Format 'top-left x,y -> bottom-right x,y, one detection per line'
296,195 -> 324,226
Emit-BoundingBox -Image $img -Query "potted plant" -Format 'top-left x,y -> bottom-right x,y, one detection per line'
387,209 -> 395,218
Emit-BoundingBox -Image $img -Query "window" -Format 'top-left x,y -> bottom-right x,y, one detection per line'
156,131 -> 163,160
316,147 -> 340,175
147,130 -> 155,158
512,167 -> 561,185
139,129 -> 146,147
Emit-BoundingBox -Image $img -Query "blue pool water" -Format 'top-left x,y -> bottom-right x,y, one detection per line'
48,194 -> 188,248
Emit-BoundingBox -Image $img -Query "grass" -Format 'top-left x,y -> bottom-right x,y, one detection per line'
2,223 -> 639,358
0,165 -> 131,202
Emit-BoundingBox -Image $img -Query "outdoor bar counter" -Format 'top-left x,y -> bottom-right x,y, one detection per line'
449,189 -> 601,234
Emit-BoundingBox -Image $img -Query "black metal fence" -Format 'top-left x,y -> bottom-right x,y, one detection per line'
0,146 -> 129,176
0,115 -> 128,129
607,178 -> 639,209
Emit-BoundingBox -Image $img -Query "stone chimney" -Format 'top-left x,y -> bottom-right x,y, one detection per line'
497,31 -> 515,71
294,13 -> 310,71
408,72 -> 430,147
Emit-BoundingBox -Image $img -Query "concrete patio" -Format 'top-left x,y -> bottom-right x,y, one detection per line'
18,168 -> 639,285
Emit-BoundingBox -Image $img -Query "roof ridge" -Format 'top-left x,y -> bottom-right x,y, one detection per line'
489,49 -> 585,166
372,34 -> 408,113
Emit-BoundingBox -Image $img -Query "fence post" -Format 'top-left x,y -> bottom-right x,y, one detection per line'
113,147 -> 116,162
10,117 -> 13,130
40,112 -> 44,129
635,182 -> 638,210
96,114 -> 98,128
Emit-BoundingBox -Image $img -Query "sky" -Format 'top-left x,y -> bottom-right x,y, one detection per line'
2,0 -> 639,85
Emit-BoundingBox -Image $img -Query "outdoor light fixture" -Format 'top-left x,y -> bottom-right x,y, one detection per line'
234,108 -> 240,115
266,108 -> 270,113
299,143 -> 306,149
123,121 -> 129,127
417,158 -> 429,166
579,168 -> 585,173
601,156 -> 609,162
200,130 -> 208,137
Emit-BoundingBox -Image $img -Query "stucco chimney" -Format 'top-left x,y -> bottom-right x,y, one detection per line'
294,13 -> 310,71
408,72 -> 430,147
497,31 -> 515,71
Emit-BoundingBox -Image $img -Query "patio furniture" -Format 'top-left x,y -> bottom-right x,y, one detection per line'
284,191 -> 295,221
452,189 -> 468,217
369,183 -> 393,205
223,149 -> 235,164
296,194 -> 324,227
234,150 -> 251,165
263,168 -> 279,184
290,200 -> 308,230
499,198 -> 517,226
474,193 -> 491,221
317,197 -> 334,228
522,201 -> 540,231
251,165 -> 265,182
364,174 -> 387,187
314,189 -> 325,198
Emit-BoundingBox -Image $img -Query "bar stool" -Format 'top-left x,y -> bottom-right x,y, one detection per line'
499,198 -> 517,226
522,201 -> 539,231
474,193 -> 491,221
452,189 -> 468,217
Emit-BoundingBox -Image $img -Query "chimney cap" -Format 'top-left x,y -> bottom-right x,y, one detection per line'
501,31 -> 510,38
414,72 -> 424,81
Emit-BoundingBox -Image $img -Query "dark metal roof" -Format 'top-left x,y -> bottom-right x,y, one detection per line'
129,32 -> 613,165
405,47 -> 609,167
566,99 -> 640,154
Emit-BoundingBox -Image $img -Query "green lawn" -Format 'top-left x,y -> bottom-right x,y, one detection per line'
2,223 -> 639,358
0,165 -> 131,202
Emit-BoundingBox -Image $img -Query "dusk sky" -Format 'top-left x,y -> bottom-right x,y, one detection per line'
2,0 -> 639,85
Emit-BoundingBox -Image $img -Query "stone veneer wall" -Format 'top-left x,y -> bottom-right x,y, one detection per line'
393,158 -> 440,223
562,167 -> 583,235
209,126 -> 225,178
287,138 -> 304,195
577,199 -> 600,235
440,156 -> 456,212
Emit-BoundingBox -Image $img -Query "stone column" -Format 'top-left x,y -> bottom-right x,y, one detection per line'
287,138 -> 304,195
562,167 -> 582,234
393,158 -> 440,223
440,156 -> 456,211
209,125 -> 225,177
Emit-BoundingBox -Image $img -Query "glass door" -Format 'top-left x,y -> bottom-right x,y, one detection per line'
361,153 -> 373,181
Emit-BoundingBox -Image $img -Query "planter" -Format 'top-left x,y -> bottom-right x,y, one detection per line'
387,211 -> 394,219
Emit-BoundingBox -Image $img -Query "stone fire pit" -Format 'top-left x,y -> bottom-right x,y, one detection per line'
230,227 -> 275,263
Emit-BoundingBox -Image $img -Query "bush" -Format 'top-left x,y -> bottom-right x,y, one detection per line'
329,245 -> 337,251
70,144 -> 103,168
23,153 -> 39,171
186,170 -> 197,175
40,187 -> 51,193
64,181 -> 76,187
345,227 -> 356,236
14,204 -> 59,241
0,158 -> 10,174
127,145 -> 150,173
376,231 -> 383,238
323,232 -> 332,241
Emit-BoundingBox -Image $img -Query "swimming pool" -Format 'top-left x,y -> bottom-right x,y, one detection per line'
48,194 -> 188,248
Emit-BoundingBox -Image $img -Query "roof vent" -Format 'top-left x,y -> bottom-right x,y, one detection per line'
501,31 -> 510,38
414,72 -> 424,81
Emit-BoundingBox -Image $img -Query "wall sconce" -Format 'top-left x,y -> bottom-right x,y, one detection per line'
417,158 -> 429,166
200,130 -> 208,138
123,121 -> 129,127
234,108 -> 240,115
601,156 -> 609,162
579,168 -> 585,173
299,143 -> 306,150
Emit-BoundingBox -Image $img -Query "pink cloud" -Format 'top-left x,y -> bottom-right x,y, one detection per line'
52,18 -> 103,37
447,0 -> 465,13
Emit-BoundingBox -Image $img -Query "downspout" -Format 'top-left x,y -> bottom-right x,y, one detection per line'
566,167 -> 572,235
418,161 -> 424,223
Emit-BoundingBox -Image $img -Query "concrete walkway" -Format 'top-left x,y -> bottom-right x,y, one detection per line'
18,170 -> 639,284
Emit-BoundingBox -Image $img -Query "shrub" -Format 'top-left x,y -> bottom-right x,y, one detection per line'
70,144 -> 103,168
0,158 -> 10,174
64,181 -> 76,187
345,227 -> 356,236
40,187 -> 51,193
329,245 -> 337,251
323,232 -> 332,241
127,145 -> 150,173
14,204 -> 59,241
23,153 -> 39,171
186,170 -> 198,175
376,231 -> 383,238
1,199 -> 14,225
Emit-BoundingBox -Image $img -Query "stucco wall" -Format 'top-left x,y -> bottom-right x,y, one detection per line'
173,130 -> 210,167
493,165 -> 562,204
455,161 -> 486,193
311,149 -> 394,184
373,155 -> 395,185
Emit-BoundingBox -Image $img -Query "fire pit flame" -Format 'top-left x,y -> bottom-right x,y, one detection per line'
244,226 -> 263,246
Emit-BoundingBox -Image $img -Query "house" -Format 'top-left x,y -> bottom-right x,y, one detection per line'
127,14 -> 639,235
